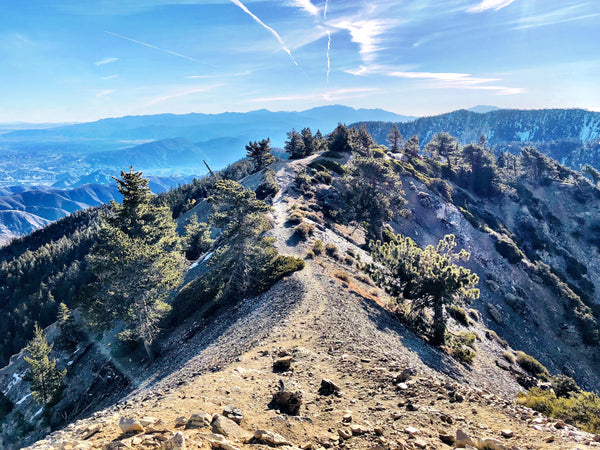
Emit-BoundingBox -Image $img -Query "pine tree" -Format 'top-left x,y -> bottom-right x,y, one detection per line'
387,125 -> 403,153
370,234 -> 479,345
426,132 -> 457,168
403,135 -> 420,158
24,324 -> 65,406
313,130 -> 327,153
284,129 -> 306,159
301,127 -> 315,156
355,124 -> 376,157
327,124 -> 354,153
87,168 -> 184,360
246,138 -> 275,172
56,303 -> 78,351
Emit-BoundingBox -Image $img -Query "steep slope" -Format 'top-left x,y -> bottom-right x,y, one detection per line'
6,151 -> 598,449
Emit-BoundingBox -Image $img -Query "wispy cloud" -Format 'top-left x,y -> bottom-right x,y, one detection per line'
289,0 -> 320,16
230,0 -> 298,66
96,89 -> 115,97
330,18 -> 394,63
346,66 -> 524,95
186,70 -> 253,79
104,31 -> 200,62
467,0 -> 516,13
324,0 -> 331,83
101,74 -> 119,80
510,5 -> 600,30
94,57 -> 119,66
252,87 -> 381,102
145,84 -> 221,106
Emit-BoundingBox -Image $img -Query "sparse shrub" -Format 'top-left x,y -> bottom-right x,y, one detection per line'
308,158 -> 346,175
294,222 -> 315,241
312,239 -> 324,255
372,148 -> 386,159
305,250 -> 315,259
446,332 -> 477,364
516,388 -> 600,433
447,305 -> 470,327
322,150 -> 343,159
288,210 -> 304,224
256,169 -> 280,200
346,248 -> 357,258
494,235 -> 524,264
294,169 -> 314,194
334,271 -> 350,282
313,170 -> 333,184
552,374 -> 580,398
503,351 -> 516,364
516,351 -> 550,380
325,243 -> 340,259
486,329 -> 508,348
344,255 -> 354,265
427,178 -> 453,201
468,308 -> 480,322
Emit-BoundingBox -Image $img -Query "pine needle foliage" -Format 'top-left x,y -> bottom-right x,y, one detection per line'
24,324 -> 65,406
368,234 -> 479,344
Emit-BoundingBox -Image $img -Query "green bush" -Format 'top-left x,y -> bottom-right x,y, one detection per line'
552,374 -> 580,398
255,169 -> 280,200
288,210 -> 304,224
503,351 -> 516,364
516,388 -> 600,433
447,305 -> 470,326
308,158 -> 346,175
446,332 -> 477,364
494,236 -> 524,264
325,243 -> 340,259
294,222 -> 315,240
334,271 -> 350,282
313,170 -> 333,184
322,150 -> 343,159
312,240 -> 324,255
516,351 -> 550,380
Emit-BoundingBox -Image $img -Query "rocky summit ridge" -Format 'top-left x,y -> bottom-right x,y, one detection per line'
7,151 -> 598,450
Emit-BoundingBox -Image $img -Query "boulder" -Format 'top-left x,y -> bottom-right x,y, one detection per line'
455,429 -> 475,448
162,431 -> 186,450
187,411 -> 212,428
223,406 -> 244,424
212,415 -> 253,440
205,433 -> 241,450
479,438 -> 506,450
500,429 -> 513,438
118,417 -> 144,434
273,357 -> 293,372
318,378 -> 341,396
254,429 -> 292,446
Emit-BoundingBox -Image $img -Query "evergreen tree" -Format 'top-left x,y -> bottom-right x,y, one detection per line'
387,124 -> 403,153
246,138 -> 275,172
327,124 -> 354,153
284,129 -> 306,159
370,234 -> 479,345
313,130 -> 327,153
87,169 -> 184,360
426,132 -> 457,168
301,127 -> 315,156
183,216 -> 214,260
355,124 -> 376,157
24,324 -> 65,406
582,164 -> 600,185
459,143 -> 500,196
56,303 -> 78,351
404,135 -> 420,158
340,157 -> 406,241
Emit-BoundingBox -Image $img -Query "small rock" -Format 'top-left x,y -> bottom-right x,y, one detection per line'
414,439 -> 428,448
342,412 -> 352,423
118,417 -> 144,434
319,379 -> 341,396
479,438 -> 506,450
554,420 -> 565,429
404,426 -> 420,437
205,433 -> 241,450
212,415 -> 253,440
395,367 -> 417,383
501,429 -> 514,438
350,424 -> 370,436
223,406 -> 244,424
392,411 -> 403,420
163,431 -> 186,450
175,416 -> 187,428
397,383 -> 409,390
139,416 -> 158,427
455,429 -> 475,448
187,411 -> 211,428
406,403 -> 419,411
254,429 -> 292,446
273,357 -> 293,372
81,424 -> 101,440
439,433 -> 455,445
374,427 -> 384,436
338,428 -> 352,440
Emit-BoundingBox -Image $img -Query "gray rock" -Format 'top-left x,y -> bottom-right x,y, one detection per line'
163,431 -> 186,450
223,406 -> 244,424
212,415 -> 253,440
318,378 -> 340,396
186,411 -> 211,428
273,356 -> 293,372
455,429 -> 475,448
118,417 -> 144,434
254,429 -> 292,446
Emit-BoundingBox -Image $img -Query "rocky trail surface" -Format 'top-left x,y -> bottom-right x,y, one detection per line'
26,156 -> 600,449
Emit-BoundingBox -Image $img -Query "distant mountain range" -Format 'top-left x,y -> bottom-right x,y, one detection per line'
358,108 -> 600,168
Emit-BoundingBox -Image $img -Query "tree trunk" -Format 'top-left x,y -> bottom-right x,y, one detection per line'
143,340 -> 154,362
432,298 -> 445,345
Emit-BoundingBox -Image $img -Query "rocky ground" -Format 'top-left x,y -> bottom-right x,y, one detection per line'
23,155 -> 600,449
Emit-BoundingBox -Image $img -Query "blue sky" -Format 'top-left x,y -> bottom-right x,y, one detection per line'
1,0 -> 599,122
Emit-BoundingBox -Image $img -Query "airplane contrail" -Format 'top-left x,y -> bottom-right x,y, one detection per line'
104,31 -> 200,62
230,0 -> 298,66
324,0 -> 331,83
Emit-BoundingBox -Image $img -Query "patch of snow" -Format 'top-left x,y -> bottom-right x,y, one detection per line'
516,130 -> 530,141
3,372 -> 23,394
31,407 -> 43,420
189,260 -> 200,270
202,251 -> 214,262
67,360 -> 74,366
16,393 -> 31,405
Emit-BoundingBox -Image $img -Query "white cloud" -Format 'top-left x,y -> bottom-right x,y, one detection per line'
96,89 -> 115,97
330,18 -> 393,63
510,5 -> 600,30
289,0 -> 320,16
467,0 -> 516,13
145,84 -> 221,106
94,57 -> 119,66
104,31 -> 201,62
230,0 -> 298,66
101,74 -> 119,80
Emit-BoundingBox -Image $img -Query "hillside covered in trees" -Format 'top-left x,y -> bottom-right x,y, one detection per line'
2,121 -> 600,448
